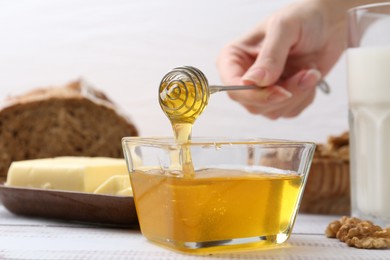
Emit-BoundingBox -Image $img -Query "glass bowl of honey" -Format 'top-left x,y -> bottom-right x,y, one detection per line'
122,137 -> 315,254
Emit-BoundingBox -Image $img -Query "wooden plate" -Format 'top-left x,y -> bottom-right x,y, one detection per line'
0,184 -> 138,227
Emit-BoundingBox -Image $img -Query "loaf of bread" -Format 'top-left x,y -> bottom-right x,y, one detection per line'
0,80 -> 138,179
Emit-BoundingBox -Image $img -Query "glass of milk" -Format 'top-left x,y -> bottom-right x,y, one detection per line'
348,3 -> 390,227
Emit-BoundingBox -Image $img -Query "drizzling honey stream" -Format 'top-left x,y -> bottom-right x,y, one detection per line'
159,66 -> 211,176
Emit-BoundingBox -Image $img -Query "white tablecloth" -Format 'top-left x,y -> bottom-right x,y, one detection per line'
0,204 -> 388,260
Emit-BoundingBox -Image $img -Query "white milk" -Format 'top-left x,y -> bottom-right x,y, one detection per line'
347,46 -> 390,223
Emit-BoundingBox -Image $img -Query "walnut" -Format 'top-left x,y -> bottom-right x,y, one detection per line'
325,220 -> 342,238
314,132 -> 349,160
350,237 -> 390,249
336,223 -> 355,242
374,228 -> 390,238
325,216 -> 390,249
338,146 -> 349,159
339,216 -> 362,225
328,131 -> 349,150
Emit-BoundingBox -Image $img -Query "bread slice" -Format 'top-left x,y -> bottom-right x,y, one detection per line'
0,80 -> 138,178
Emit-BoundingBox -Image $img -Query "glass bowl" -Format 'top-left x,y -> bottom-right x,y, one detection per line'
122,137 -> 315,254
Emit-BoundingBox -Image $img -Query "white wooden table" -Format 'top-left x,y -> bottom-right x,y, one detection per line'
0,204 -> 388,259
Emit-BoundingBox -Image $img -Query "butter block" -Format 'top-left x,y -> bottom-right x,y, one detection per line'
94,175 -> 133,196
5,157 -> 129,193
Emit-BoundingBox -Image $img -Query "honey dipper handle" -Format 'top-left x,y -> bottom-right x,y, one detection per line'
209,85 -> 259,94
209,79 -> 330,94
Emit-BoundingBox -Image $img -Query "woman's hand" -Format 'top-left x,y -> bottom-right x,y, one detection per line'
217,0 -> 347,119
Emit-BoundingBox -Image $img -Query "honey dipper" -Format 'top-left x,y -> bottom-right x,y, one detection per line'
158,66 -> 330,124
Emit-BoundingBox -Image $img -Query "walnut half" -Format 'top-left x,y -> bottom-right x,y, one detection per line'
325,216 -> 390,249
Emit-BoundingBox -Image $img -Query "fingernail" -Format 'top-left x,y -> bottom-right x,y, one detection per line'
299,69 -> 322,90
242,68 -> 266,86
267,88 -> 292,103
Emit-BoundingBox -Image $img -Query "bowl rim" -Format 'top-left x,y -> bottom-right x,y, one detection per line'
122,136 -> 315,148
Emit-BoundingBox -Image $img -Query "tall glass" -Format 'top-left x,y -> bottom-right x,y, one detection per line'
347,3 -> 390,226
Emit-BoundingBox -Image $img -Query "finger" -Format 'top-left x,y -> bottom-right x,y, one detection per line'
217,45 -> 245,85
277,69 -> 320,117
217,32 -> 268,85
239,69 -> 320,119
281,68 -> 321,95
227,85 -> 292,106
242,16 -> 300,86
284,90 -> 316,118
217,23 -> 267,86
234,69 -> 308,109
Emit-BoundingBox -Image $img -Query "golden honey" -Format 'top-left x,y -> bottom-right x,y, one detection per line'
130,168 -> 304,253
159,71 -> 207,176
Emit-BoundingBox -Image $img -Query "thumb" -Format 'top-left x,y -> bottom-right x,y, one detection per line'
242,17 -> 299,86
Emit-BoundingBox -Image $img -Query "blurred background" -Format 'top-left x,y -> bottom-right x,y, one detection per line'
0,0 -> 348,142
